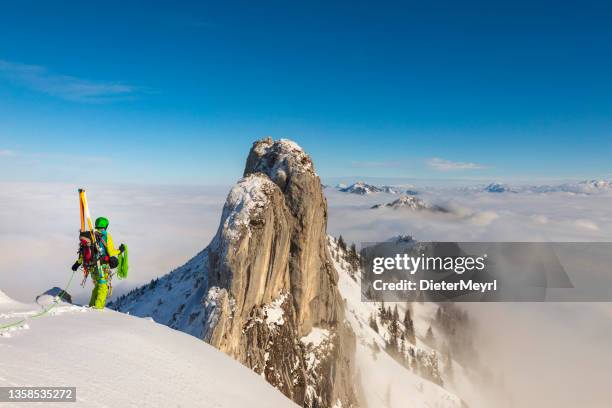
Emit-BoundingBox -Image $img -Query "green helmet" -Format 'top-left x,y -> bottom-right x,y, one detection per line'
95,217 -> 109,229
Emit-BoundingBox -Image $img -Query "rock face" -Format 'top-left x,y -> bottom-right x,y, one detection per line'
111,138 -> 358,408
205,138 -> 357,407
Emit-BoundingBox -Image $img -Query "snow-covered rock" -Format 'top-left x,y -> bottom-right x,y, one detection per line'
483,182 -> 513,193
554,179 -> 612,194
474,180 -> 612,195
371,195 -> 448,213
339,182 -> 396,195
112,138 -> 358,408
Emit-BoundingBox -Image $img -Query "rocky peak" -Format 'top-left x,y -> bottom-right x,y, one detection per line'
111,137 -> 358,407
205,137 -> 357,407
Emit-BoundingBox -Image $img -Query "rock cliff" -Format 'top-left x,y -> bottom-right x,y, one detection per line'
112,138 -> 358,407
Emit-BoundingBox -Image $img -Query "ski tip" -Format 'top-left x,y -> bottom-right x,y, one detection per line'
78,188 -> 85,193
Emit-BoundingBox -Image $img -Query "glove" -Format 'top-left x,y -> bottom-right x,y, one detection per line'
71,261 -> 81,271
119,244 -> 125,253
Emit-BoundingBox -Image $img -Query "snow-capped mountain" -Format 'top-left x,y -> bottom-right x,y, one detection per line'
339,182 -> 398,195
479,180 -> 612,194
483,183 -> 513,193
112,138 -> 357,408
0,289 -> 297,408
109,138 -> 471,408
538,179 -> 612,194
371,195 -> 448,213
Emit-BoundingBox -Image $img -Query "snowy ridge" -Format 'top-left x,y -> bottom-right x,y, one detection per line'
339,182 -> 398,195
110,249 -> 210,338
475,179 -> 612,195
0,290 -> 296,408
335,179 -> 612,196
0,289 -> 28,309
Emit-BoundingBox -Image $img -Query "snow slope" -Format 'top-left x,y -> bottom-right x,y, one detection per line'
328,239 -> 464,408
0,291 -> 296,408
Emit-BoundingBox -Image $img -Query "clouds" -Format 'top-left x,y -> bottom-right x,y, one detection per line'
1,180 -> 611,407
325,186 -> 612,244
3,181 -> 610,303
0,60 -> 137,103
324,187 -> 612,408
0,183 -> 228,303
427,157 -> 487,171
0,149 -> 16,157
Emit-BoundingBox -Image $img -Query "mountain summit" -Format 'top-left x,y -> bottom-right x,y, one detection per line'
112,138 -> 358,407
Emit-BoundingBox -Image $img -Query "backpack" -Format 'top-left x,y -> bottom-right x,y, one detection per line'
79,230 -> 100,268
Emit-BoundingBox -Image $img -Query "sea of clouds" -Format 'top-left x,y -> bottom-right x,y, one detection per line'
323,186 -> 612,408
1,181 -> 611,407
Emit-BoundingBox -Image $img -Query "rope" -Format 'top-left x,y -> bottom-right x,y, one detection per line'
0,268 -> 78,332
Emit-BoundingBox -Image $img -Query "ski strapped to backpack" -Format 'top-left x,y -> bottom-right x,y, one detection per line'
78,189 -> 103,287
77,189 -> 128,295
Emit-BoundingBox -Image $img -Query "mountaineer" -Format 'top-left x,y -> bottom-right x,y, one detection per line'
72,215 -> 127,309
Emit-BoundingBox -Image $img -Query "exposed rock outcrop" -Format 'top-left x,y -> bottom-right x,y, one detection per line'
112,138 -> 359,407
204,138 -> 357,407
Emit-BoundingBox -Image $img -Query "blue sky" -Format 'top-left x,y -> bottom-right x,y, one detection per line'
0,0 -> 611,185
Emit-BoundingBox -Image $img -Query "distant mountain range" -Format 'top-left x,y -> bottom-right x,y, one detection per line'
371,195 -> 448,213
338,181 -> 418,195
479,180 -> 612,194
334,180 -> 612,196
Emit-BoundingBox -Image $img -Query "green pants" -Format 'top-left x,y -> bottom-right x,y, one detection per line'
89,266 -> 110,309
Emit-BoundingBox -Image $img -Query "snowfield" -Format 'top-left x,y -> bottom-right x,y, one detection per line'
0,290 -> 296,408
